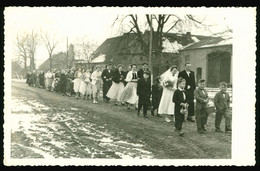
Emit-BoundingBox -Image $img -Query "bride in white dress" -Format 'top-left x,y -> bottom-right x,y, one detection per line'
158,65 -> 179,122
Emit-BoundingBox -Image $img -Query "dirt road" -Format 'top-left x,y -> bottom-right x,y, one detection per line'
9,81 -> 231,159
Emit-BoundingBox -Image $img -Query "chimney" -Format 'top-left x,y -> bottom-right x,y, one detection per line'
186,32 -> 192,43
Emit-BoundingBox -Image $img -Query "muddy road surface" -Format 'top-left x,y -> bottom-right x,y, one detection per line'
9,81 -> 231,159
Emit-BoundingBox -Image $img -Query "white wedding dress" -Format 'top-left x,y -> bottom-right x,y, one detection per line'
158,69 -> 179,115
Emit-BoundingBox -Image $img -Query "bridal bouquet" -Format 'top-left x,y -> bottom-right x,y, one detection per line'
163,80 -> 174,88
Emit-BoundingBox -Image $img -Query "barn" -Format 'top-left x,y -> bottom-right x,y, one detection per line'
179,36 -> 232,88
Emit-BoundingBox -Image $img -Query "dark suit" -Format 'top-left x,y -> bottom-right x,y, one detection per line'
172,89 -> 188,131
101,69 -> 114,101
137,78 -> 151,116
178,70 -> 196,118
151,83 -> 163,113
194,88 -> 209,131
214,91 -> 231,131
137,69 -> 150,79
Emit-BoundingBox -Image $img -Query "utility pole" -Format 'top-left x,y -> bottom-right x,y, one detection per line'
66,37 -> 69,68
149,14 -> 153,84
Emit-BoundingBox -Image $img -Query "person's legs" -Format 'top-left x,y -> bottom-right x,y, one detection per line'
195,108 -> 203,132
215,110 -> 223,131
224,109 -> 232,132
201,108 -> 208,131
175,114 -> 184,136
143,104 -> 148,117
187,90 -> 195,122
137,103 -> 142,116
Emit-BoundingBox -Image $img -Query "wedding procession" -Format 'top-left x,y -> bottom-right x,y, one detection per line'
10,7 -> 258,163
25,62 -> 232,136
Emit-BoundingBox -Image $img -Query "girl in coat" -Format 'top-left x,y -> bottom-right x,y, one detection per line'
106,64 -> 126,105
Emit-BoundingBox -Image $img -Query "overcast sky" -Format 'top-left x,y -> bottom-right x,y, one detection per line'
4,7 -> 234,68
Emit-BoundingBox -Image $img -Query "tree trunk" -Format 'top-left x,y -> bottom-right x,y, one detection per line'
49,54 -> 52,70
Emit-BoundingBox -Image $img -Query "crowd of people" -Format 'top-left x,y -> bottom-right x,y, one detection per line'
26,62 -> 232,136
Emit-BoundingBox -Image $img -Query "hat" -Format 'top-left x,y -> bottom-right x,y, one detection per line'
198,79 -> 206,83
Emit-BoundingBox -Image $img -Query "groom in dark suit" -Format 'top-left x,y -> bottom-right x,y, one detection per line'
178,63 -> 196,122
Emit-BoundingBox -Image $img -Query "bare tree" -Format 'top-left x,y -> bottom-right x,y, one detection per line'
26,30 -> 39,71
73,36 -> 98,63
15,33 -> 29,74
41,32 -> 59,69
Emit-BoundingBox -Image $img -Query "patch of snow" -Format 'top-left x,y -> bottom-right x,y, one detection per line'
162,38 -> 183,53
91,54 -> 106,63
191,36 -> 200,42
200,37 -> 232,48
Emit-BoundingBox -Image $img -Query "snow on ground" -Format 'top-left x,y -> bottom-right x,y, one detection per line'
10,96 -> 153,159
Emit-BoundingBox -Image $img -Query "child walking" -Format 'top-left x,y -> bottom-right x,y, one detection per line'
151,76 -> 163,117
194,79 -> 209,134
214,82 -> 232,133
137,71 -> 151,118
172,77 -> 189,136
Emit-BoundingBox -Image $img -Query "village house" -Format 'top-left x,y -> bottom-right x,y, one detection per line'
179,35 -> 232,88
86,31 -> 215,79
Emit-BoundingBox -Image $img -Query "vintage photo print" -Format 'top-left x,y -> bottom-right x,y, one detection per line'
3,7 -> 256,166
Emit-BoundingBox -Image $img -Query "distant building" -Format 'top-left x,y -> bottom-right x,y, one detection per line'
12,61 -> 24,79
179,36 -> 232,88
39,44 -> 75,70
87,31 -> 214,79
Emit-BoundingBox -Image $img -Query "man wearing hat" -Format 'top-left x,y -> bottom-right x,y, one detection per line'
178,62 -> 196,122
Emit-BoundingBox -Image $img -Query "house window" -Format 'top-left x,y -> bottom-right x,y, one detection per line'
196,67 -> 202,84
185,55 -> 190,63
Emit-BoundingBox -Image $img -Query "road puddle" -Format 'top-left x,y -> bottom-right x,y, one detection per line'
10,97 -> 153,159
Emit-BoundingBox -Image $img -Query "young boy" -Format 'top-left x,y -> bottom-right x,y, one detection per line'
151,76 -> 163,116
194,79 -> 209,134
214,82 -> 232,133
137,71 -> 151,118
172,77 -> 189,136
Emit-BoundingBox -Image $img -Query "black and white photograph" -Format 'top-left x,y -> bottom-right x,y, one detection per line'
3,7 -> 256,166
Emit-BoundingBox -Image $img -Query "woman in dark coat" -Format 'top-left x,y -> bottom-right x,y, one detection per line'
59,69 -> 67,96
106,64 -> 126,105
66,69 -> 74,96
39,71 -> 45,88
26,72 -> 32,86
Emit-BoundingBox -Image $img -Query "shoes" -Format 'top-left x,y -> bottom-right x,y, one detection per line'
202,127 -> 207,131
178,130 -> 185,136
143,115 -> 148,118
225,129 -> 232,133
93,100 -> 98,104
157,114 -> 162,117
215,129 -> 223,132
137,111 -> 140,116
198,130 -> 205,134
187,117 -> 195,122
165,117 -> 171,123
151,110 -> 154,116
